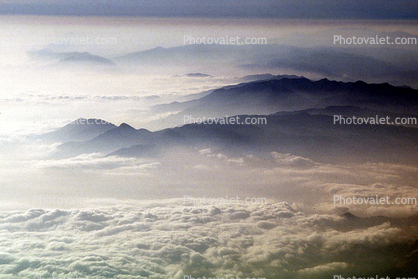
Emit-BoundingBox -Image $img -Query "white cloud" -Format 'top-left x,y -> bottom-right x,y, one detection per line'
33,154 -> 152,170
0,200 -> 416,278
271,152 -> 317,169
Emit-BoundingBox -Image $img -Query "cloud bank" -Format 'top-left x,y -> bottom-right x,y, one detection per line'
0,200 -> 417,278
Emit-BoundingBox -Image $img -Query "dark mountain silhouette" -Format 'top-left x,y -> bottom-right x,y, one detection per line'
47,107 -> 418,166
58,52 -> 116,66
113,43 -> 418,88
147,77 -> 418,129
184,73 -> 212,78
28,49 -> 116,66
39,77 -> 418,164
54,123 -> 155,158
196,77 -> 418,113
115,45 -> 242,65
38,118 -> 117,143
238,73 -> 300,82
303,105 -> 418,128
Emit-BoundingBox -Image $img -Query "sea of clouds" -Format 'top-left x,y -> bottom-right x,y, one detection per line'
0,199 -> 417,279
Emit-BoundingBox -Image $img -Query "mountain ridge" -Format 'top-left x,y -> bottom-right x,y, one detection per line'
146,76 -> 418,130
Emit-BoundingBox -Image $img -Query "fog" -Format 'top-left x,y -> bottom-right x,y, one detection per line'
1,15 -> 418,278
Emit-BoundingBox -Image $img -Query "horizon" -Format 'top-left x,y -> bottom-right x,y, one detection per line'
1,6 -> 418,279
1,0 -> 417,19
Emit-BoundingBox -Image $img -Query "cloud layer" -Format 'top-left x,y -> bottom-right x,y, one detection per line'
0,200 -> 417,278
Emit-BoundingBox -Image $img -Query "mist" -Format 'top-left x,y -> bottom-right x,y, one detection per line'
1,14 -> 418,279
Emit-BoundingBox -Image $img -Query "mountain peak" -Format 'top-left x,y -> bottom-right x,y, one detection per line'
60,52 -> 116,66
184,73 -> 212,78
69,118 -> 113,126
39,118 -> 117,143
118,123 -> 135,130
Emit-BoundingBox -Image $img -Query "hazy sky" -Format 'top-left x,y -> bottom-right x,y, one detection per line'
0,0 -> 418,19
0,3 -> 417,277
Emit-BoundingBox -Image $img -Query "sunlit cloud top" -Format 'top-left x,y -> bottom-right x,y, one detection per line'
0,0 -> 417,19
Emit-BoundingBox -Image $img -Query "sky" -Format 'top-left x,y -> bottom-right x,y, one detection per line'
0,1 -> 418,278
0,0 -> 418,19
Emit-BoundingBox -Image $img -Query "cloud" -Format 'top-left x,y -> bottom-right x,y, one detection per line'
297,262 -> 349,277
0,200 -> 417,278
3,145 -> 418,218
320,182 -> 418,217
33,149 -> 418,218
33,153 -> 153,170
271,152 -> 316,169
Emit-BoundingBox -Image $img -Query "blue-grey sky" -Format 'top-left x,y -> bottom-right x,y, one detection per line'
0,0 -> 417,19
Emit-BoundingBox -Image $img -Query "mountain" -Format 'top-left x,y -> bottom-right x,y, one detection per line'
273,28 -> 418,50
115,45 -> 242,65
146,77 -> 418,130
38,118 -> 117,143
48,106 -> 418,166
28,48 -> 117,70
114,43 -> 418,88
31,42 -> 418,87
149,109 -> 418,165
28,49 -> 116,65
58,52 -> 116,66
238,73 -> 300,82
303,106 -> 418,128
41,77 -> 418,164
54,123 -> 154,158
184,73 -> 212,78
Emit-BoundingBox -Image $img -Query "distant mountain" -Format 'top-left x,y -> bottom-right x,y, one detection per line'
48,106 -> 418,166
115,45 -> 242,65
41,77 -> 418,164
147,77 -> 418,130
111,110 -> 418,165
38,118 -> 117,143
28,49 -> 116,68
114,43 -> 418,88
238,73 -> 300,82
54,123 -> 155,158
273,28 -> 418,50
149,74 -> 302,119
58,52 -> 116,66
184,73 -> 212,78
27,48 -> 69,60
303,106 -> 418,128
32,41 -> 418,87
